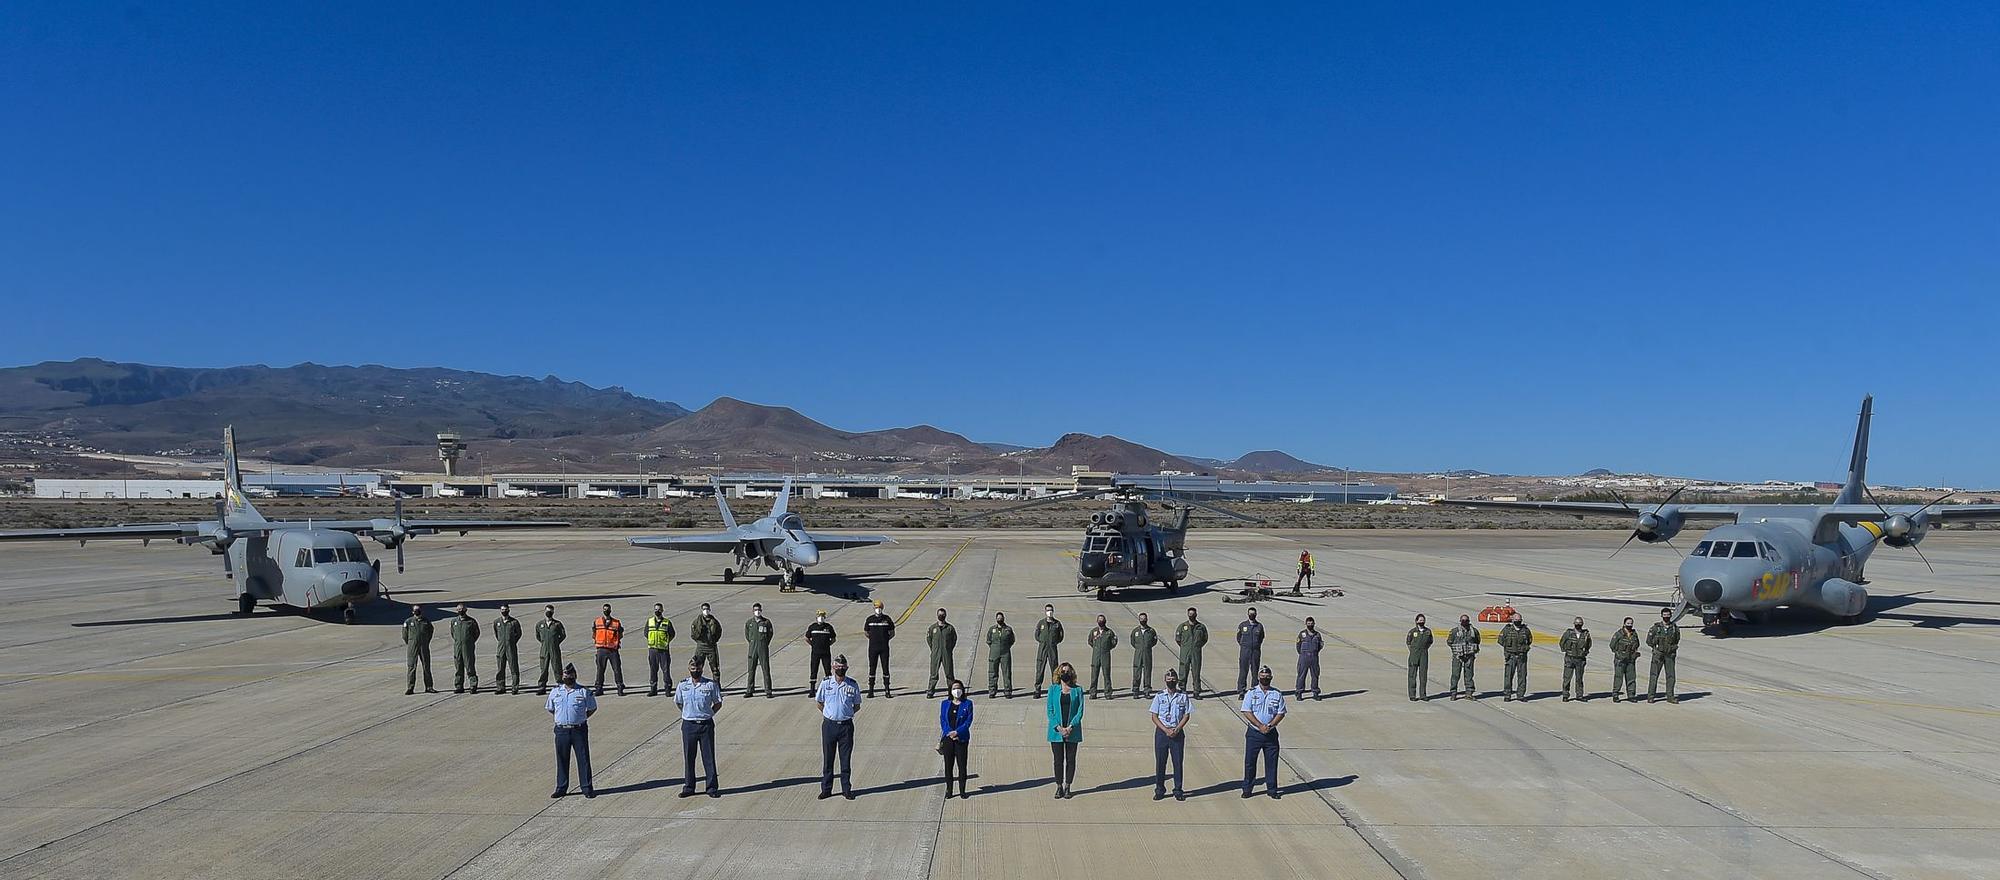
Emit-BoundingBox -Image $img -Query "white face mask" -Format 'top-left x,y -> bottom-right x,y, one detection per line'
1045,610 -> 1054,618
817,616 -> 826,623
754,610 -> 762,618
701,609 -> 710,617
950,688 -> 964,699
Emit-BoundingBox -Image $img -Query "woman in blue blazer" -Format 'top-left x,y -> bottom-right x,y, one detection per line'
1045,661 -> 1085,798
939,679 -> 974,799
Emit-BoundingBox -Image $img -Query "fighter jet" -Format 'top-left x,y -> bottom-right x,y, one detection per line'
628,477 -> 890,588
0,427 -> 569,623
1437,397 -> 2000,632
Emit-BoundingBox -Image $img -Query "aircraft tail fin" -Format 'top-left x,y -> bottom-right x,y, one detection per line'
770,477 -> 792,518
220,426 -> 264,521
1836,395 -> 1872,505
709,477 -> 738,530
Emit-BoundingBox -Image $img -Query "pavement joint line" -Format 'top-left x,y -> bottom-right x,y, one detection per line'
1251,554 -> 1893,880
1100,562 -> 1424,880
896,538 -> 972,627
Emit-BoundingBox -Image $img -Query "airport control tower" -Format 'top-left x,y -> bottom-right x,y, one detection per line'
437,432 -> 467,476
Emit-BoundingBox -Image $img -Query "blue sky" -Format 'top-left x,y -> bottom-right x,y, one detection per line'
4,4 -> 1996,484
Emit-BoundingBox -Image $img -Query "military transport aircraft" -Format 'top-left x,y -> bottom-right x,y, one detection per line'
0,427 -> 568,623
1437,396 -> 2000,633
628,477 -> 890,588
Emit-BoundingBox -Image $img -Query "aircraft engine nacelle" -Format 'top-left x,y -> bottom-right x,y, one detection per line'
1880,513 -> 1930,548
1816,577 -> 1869,618
1104,512 -> 1125,529
1633,509 -> 1685,543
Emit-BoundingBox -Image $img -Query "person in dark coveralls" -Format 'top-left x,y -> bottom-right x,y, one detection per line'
1294,616 -> 1323,700
864,599 -> 896,697
1234,607 -> 1265,695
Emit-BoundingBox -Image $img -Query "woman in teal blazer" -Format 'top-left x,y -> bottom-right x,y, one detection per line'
1045,661 -> 1085,798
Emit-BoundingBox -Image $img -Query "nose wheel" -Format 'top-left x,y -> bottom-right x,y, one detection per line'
342,604 -> 357,625
236,593 -> 255,616
722,568 -> 736,583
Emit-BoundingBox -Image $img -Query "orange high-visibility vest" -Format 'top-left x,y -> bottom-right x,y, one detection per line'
593,616 -> 623,650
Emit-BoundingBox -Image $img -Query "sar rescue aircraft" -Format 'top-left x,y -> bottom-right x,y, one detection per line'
1438,397 -> 2000,633
0,427 -> 568,622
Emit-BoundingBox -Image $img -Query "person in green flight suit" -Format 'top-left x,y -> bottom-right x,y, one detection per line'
1406,613 -> 1432,701
1086,613 -> 1119,699
404,603 -> 435,695
1175,607 -> 1209,699
535,605 -> 565,696
1129,611 -> 1158,698
691,602 -> 722,679
986,611 -> 1015,698
1033,604 -> 1064,697
492,604 -> 522,696
450,603 -> 481,694
1646,607 -> 1681,703
926,608 -> 958,699
1498,612 -> 1532,701
1558,616 -> 1591,702
1610,617 -> 1640,702
745,603 -> 775,698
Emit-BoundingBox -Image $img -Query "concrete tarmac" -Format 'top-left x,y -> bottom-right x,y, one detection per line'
2,528 -> 1999,879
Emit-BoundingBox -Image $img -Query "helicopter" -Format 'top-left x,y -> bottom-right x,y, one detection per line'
956,483 -> 1261,598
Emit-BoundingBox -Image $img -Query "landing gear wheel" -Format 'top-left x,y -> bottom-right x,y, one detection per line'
791,570 -> 806,588
723,568 -> 736,584
236,594 -> 255,616
1166,580 -> 1180,594
1095,586 -> 1107,600
342,606 -> 357,625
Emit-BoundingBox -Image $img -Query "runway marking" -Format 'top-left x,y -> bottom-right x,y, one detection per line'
897,538 -> 972,627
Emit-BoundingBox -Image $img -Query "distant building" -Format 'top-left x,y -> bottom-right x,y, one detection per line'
35,473 -> 384,499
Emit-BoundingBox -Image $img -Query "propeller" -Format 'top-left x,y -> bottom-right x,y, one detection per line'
1861,486 -> 1952,573
1608,485 -> 1687,559
393,493 -> 406,573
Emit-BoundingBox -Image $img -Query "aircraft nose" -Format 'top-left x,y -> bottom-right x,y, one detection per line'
1080,552 -> 1108,578
340,579 -> 371,598
1691,578 -> 1724,604
792,543 -> 819,567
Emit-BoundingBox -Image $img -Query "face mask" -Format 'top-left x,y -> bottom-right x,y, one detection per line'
754,610 -> 762,618
937,614 -> 946,621
701,609 -> 710,617
950,688 -> 964,699
1259,677 -> 1272,687
1045,610 -> 1054,618
817,616 -> 826,623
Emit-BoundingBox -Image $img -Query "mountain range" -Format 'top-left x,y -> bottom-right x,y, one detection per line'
0,359 -> 1342,477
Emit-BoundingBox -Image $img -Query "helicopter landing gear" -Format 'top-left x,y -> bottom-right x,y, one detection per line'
722,568 -> 736,584
1166,580 -> 1180,594
1095,586 -> 1107,600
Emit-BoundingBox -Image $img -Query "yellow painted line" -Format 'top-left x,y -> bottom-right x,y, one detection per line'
898,538 -> 973,626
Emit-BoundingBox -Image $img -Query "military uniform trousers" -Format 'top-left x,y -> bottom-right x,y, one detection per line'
405,643 -> 433,691
1131,650 -> 1153,695
745,647 -> 773,696
554,724 -> 592,793
454,642 -> 479,691
1503,653 -> 1528,697
593,647 -> 623,693
1612,657 -> 1638,699
1034,645 -> 1059,691
928,650 -> 955,694
810,648 -> 834,686
681,719 -> 718,792
1408,653 -> 1429,699
693,645 -> 721,679
1648,653 -> 1677,698
867,643 -> 891,688
820,718 -> 855,795
536,646 -> 562,690
1295,654 -> 1321,697
1243,728 -> 1280,795
987,649 -> 1012,695
1089,655 -> 1114,698
1450,654 -> 1476,694
1236,647 -> 1261,694
647,647 -> 673,693
1178,650 -> 1204,697
1563,658 -> 1587,698
494,644 -> 520,692
1154,729 -> 1185,795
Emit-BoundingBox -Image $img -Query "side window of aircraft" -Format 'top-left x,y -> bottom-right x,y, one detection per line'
1707,541 -> 1731,558
1732,542 -> 1760,558
349,546 -> 368,563
1759,542 -> 1778,561
1691,541 -> 1712,557
295,549 -> 310,568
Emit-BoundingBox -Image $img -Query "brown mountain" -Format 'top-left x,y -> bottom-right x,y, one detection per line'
1026,434 -> 1205,475
1229,450 -> 1336,475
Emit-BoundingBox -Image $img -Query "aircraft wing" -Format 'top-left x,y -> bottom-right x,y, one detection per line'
306,519 -> 571,535
1434,499 -> 1742,520
0,522 -> 211,543
804,533 -> 893,551
1927,505 -> 2000,523
628,532 -> 747,553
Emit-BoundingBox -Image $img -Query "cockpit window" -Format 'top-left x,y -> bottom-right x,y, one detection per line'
1759,542 -> 1777,561
1084,535 -> 1109,552
1691,541 -> 1712,557
780,514 -> 805,532
348,545 -> 367,563
1707,541 -> 1731,558
313,548 -> 338,564
1731,542 -> 1760,559
295,549 -> 310,568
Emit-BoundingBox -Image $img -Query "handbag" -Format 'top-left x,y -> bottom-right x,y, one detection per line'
938,703 -> 960,754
